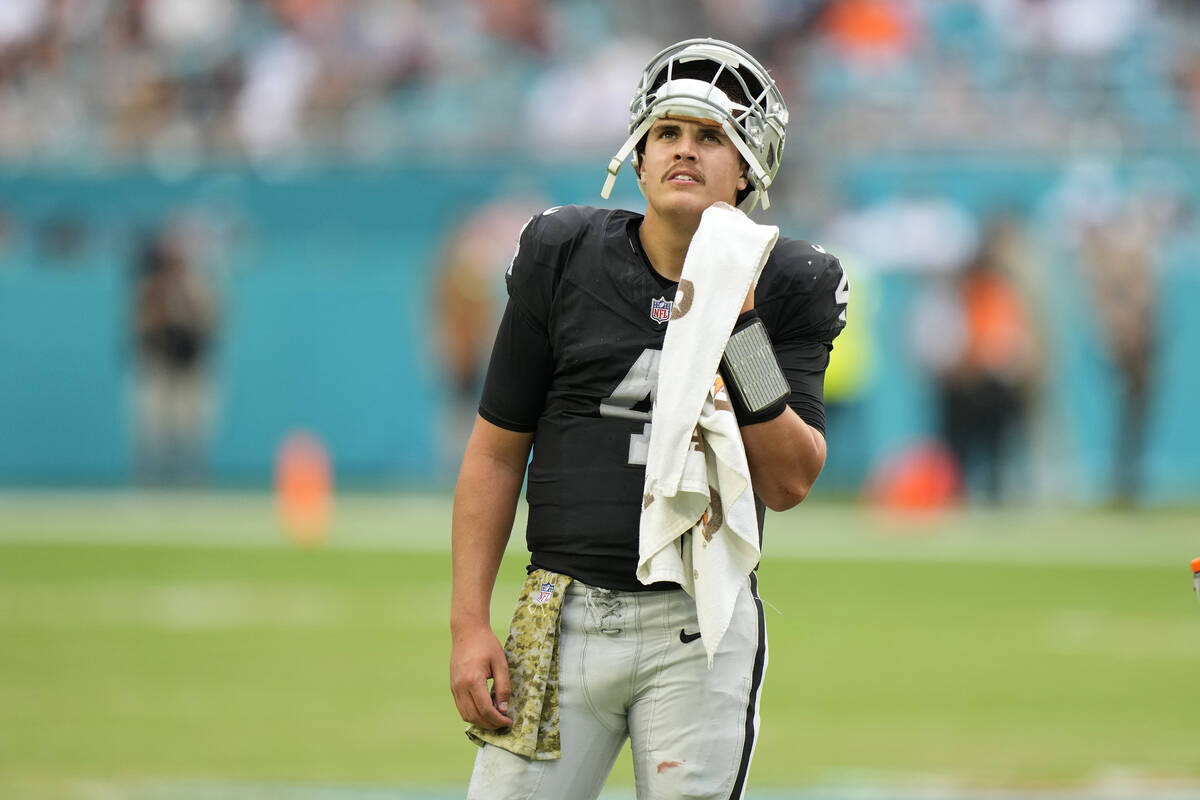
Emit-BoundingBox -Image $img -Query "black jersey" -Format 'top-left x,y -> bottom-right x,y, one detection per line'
479,205 -> 847,591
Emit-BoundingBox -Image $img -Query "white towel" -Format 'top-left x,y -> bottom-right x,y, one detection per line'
638,202 -> 779,666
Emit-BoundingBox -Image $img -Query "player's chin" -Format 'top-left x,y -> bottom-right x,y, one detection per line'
657,189 -> 720,217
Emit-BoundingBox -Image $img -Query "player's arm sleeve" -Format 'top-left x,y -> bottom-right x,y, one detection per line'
764,254 -> 849,436
478,300 -> 553,432
477,211 -> 560,432
775,340 -> 833,435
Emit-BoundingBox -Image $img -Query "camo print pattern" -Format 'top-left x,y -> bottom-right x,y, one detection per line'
466,569 -> 572,760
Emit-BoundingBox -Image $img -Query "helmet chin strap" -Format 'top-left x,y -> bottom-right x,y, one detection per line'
601,115 -> 657,202
720,118 -> 771,212
601,113 -> 772,213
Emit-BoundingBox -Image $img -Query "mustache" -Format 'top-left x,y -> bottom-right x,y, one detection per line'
664,167 -> 703,183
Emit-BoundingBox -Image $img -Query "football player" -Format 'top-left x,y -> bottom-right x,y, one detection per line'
450,38 -> 848,799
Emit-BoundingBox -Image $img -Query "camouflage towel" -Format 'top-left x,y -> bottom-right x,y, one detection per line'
466,569 -> 573,760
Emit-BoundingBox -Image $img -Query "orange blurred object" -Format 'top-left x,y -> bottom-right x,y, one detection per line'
962,271 -> 1033,374
865,440 -> 962,513
275,431 -> 333,546
821,0 -> 914,57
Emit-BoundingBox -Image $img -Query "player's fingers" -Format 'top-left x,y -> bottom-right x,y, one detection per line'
451,666 -> 496,727
491,655 -> 512,717
468,679 -> 513,730
451,669 -> 508,729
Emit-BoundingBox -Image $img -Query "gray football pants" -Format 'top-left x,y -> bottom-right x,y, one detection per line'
467,574 -> 768,800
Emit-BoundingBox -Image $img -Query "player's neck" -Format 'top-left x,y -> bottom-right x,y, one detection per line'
638,210 -> 700,282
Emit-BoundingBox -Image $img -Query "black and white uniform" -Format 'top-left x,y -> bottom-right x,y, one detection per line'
468,205 -> 847,800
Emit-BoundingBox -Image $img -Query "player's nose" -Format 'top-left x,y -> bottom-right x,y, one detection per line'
673,134 -> 698,160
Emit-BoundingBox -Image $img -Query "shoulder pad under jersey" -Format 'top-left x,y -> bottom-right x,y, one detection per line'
762,237 -> 849,341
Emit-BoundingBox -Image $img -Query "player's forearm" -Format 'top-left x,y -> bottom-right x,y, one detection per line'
450,469 -> 520,630
450,427 -> 531,633
740,406 -> 826,511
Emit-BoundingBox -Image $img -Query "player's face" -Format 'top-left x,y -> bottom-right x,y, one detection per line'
639,118 -> 749,220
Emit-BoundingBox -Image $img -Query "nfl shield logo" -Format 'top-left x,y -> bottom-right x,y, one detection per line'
650,296 -> 671,324
537,582 -> 555,603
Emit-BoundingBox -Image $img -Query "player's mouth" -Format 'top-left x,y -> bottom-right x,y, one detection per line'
666,169 -> 703,185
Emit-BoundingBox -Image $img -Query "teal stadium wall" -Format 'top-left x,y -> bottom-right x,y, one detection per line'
0,159 -> 1197,502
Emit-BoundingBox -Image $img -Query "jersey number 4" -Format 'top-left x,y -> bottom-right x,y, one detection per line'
598,348 -> 661,466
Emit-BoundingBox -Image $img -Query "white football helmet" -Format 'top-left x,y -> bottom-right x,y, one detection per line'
601,38 -> 789,213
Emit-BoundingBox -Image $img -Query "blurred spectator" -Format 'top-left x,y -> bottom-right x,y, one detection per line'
697,0 -> 825,57
130,221 -> 221,486
1043,159 -> 1183,505
477,0 -> 551,55
0,0 -> 48,54
820,0 -> 918,66
235,27 -> 319,159
1077,191 -> 1167,506
0,0 -> 1189,163
351,0 -> 434,91
233,0 -> 350,161
523,36 -> 655,153
911,217 -> 1040,504
431,191 -> 546,477
981,0 -> 1151,127
142,0 -> 237,55
981,0 -> 1146,58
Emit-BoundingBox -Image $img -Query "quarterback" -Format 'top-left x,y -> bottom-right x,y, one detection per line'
450,38 -> 848,799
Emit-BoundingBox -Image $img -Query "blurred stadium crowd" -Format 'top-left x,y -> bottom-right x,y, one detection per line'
0,0 -> 1197,166
2,0 -> 1198,506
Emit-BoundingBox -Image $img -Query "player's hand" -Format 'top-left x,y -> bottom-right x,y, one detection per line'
450,625 -> 514,730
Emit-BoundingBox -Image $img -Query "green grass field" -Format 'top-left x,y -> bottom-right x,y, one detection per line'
1,492 -> 1198,798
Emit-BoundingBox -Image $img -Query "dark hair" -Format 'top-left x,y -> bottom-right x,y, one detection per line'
647,58 -> 760,108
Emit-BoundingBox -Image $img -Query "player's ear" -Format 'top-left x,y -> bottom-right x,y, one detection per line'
737,158 -> 749,192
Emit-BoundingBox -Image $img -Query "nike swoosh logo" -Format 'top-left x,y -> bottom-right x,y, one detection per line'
679,628 -> 701,644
